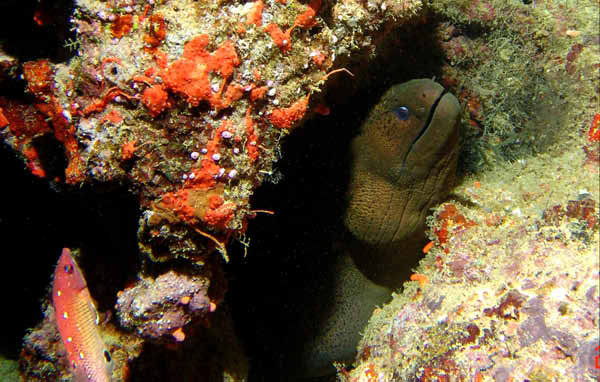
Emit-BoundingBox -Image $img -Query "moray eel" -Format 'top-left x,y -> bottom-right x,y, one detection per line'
345,78 -> 461,288
285,254 -> 392,379
53,248 -> 113,382
290,79 -> 460,379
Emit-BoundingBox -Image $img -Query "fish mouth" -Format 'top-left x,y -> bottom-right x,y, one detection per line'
400,88 -> 448,168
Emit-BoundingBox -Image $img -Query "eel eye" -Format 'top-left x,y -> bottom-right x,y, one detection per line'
64,264 -> 74,274
393,106 -> 410,121
104,350 -> 112,363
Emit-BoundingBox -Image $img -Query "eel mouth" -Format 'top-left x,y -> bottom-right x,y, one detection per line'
400,88 -> 448,168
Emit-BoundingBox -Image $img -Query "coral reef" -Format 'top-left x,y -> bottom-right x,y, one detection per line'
2,0 -> 598,379
0,0 -> 426,269
334,1 -> 600,378
1,0 -> 425,377
116,270 -> 221,342
431,0 -> 600,167
343,131 -> 599,380
20,298 -> 247,382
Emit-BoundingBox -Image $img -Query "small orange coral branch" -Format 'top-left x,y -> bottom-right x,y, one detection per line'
144,14 -> 167,52
171,327 -> 185,342
83,87 -> 136,116
422,241 -> 434,254
131,75 -> 154,87
141,85 -> 169,117
111,14 -> 133,38
294,0 -> 321,28
121,140 -> 137,161
0,107 -> 9,128
246,0 -> 264,26
264,0 -> 321,53
264,24 -> 292,53
410,273 -> 429,288
270,95 -> 309,129
139,4 -> 151,23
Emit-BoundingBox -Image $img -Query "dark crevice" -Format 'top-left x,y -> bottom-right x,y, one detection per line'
30,134 -> 68,181
0,0 -> 77,63
228,21 -> 455,381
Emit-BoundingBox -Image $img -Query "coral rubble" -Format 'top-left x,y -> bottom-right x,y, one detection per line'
116,270 -> 221,342
344,134 -> 599,381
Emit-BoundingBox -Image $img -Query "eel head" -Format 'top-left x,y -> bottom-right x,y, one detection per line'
345,79 -> 461,287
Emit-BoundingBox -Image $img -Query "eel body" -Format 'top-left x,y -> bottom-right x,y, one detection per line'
52,248 -> 113,382
285,255 -> 391,379
291,79 -> 460,378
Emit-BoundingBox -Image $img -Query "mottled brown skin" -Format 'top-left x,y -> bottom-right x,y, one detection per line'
345,79 -> 461,288
289,80 -> 461,379
286,254 -> 391,379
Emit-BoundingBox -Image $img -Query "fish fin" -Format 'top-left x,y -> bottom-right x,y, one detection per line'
86,295 -> 112,327
90,300 -> 100,325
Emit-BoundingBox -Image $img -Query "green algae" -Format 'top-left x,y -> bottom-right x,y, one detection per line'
0,357 -> 20,382
429,0 -> 599,170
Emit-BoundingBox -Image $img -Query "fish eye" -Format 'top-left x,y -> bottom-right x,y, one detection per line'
64,264 -> 74,274
104,350 -> 112,363
393,106 -> 410,121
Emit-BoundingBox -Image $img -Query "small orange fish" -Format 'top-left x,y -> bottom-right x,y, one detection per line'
52,248 -> 113,382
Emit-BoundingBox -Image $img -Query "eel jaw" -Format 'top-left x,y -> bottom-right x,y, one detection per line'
393,88 -> 460,184
400,88 -> 449,168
